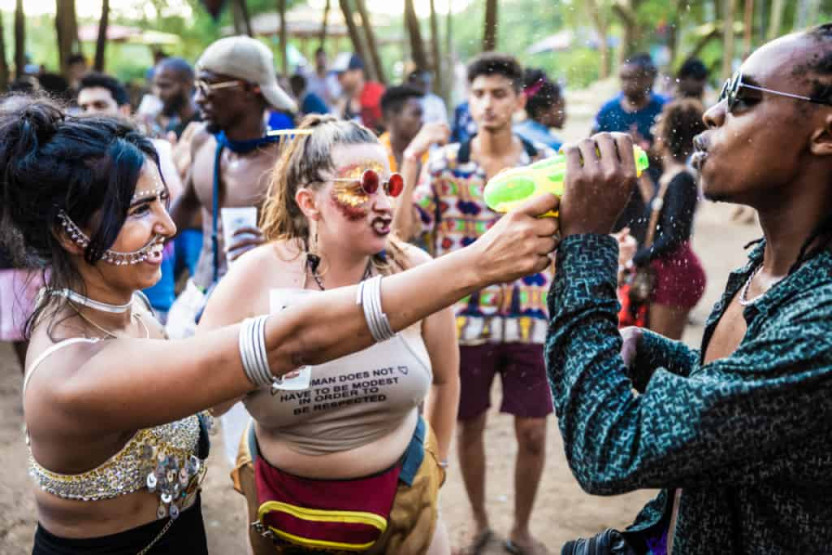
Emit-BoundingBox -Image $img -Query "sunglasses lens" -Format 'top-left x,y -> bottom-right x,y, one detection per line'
361,170 -> 379,195
387,173 -> 404,198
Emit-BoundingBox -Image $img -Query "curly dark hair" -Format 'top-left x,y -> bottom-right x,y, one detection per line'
467,53 -> 524,91
523,68 -> 562,122
0,97 -> 161,337
654,98 -> 706,163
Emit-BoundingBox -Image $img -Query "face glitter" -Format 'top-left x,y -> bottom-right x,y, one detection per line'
328,161 -> 386,221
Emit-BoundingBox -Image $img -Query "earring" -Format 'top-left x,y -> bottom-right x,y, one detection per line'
305,227 -> 321,274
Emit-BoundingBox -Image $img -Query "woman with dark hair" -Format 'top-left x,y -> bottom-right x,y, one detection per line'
0,99 -> 558,554
633,98 -> 707,339
514,68 -> 566,151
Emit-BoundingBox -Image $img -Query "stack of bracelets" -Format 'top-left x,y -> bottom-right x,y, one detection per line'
238,275 -> 394,393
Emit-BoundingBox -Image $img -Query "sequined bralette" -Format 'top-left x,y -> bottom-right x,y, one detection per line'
23,337 -> 208,520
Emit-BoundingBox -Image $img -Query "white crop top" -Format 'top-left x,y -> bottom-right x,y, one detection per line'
243,288 -> 433,456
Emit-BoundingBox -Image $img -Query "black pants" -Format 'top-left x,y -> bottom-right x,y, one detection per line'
32,495 -> 208,555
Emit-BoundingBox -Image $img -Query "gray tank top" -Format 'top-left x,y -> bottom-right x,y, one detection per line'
244,288 -> 433,456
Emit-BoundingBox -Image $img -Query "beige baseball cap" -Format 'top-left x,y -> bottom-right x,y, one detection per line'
196,36 -> 297,112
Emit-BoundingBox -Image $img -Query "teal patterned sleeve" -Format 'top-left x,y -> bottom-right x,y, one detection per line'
546,234 -> 832,495
629,329 -> 699,391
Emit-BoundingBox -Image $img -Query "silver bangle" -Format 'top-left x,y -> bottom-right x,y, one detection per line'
360,276 -> 395,342
239,316 -> 279,388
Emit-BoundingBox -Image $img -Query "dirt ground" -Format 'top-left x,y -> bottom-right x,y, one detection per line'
0,82 -> 763,554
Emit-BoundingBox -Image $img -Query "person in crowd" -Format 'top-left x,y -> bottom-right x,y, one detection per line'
451,100 -> 477,144
66,53 -> 88,93
407,68 -> 449,125
289,73 -> 330,116
0,97 -> 558,555
9,75 -> 41,94
632,99 -> 707,340
153,57 -> 201,139
514,68 -> 566,151
379,85 -> 427,172
333,53 -> 386,133
552,24 -> 832,554
305,47 -> 340,108
675,57 -> 709,101
593,52 -> 666,243
77,72 -> 132,118
202,114 -> 458,554
394,53 -> 554,555
165,36 -> 298,466
76,72 -> 184,324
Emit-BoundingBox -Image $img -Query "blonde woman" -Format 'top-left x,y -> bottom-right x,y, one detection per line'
201,115 -> 473,554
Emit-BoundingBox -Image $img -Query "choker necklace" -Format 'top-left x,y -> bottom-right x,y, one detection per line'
70,304 -> 150,340
53,289 -> 134,314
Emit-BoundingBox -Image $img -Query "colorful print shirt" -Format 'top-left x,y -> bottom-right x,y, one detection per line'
413,139 -> 555,345
546,234 -> 832,554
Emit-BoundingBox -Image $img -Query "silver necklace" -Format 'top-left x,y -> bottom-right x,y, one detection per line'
53,289 -> 134,314
309,260 -> 373,291
738,265 -> 781,306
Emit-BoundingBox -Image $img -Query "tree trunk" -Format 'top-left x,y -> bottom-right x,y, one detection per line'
722,0 -> 737,79
94,0 -> 109,72
0,11 -> 9,91
231,0 -> 253,36
742,0 -> 754,57
428,0 -> 442,93
354,0 -> 386,84
339,0 -> 372,79
612,0 -> 641,61
319,0 -> 330,48
586,0 -> 610,79
766,0 -> 784,39
404,0 -> 429,70
14,0 -> 25,78
56,0 -> 80,76
278,0 -> 288,76
482,0 -> 498,52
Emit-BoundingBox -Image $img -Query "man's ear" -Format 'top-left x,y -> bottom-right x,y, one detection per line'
515,89 -> 527,113
809,112 -> 832,157
295,187 -> 321,221
119,104 -> 132,118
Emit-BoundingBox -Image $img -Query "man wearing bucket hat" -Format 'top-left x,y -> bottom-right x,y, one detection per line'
167,36 -> 297,462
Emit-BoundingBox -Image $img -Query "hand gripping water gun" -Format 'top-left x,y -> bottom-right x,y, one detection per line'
483,146 -> 650,216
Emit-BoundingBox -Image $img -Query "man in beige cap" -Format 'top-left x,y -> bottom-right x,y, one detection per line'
167,35 -> 297,466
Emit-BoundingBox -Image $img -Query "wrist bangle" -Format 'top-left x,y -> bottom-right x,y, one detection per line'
439,459 -> 449,469
357,276 -> 395,342
239,316 -> 283,391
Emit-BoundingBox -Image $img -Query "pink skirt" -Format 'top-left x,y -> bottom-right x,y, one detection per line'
649,242 -> 706,309
0,270 -> 43,342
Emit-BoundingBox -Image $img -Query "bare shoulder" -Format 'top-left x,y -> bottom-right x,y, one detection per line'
200,241 -> 304,328
190,123 -> 214,151
398,242 -> 433,268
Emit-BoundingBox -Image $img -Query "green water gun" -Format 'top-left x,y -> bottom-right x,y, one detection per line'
483,146 -> 650,216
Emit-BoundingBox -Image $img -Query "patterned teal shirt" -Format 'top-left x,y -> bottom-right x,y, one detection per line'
546,234 -> 832,554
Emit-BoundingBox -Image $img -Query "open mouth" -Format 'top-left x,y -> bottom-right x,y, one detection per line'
371,218 -> 392,236
691,135 -> 709,170
145,241 -> 166,264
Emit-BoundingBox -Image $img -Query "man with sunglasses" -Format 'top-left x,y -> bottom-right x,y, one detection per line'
552,25 -> 832,554
167,36 -> 297,465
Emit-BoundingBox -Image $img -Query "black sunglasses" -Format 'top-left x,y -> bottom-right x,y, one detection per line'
719,71 -> 832,112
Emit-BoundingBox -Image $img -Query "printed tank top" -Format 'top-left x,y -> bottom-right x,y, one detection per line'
23,337 -> 207,520
244,288 -> 433,456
